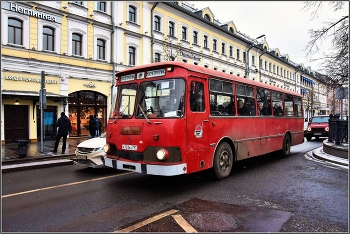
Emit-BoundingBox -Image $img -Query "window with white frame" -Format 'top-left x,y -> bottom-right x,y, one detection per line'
43,26 -> 54,51
182,26 -> 187,41
154,16 -> 161,31
229,46 -> 233,57
169,21 -> 174,37
72,1 -> 83,5
97,1 -> 106,12
221,43 -> 225,54
8,18 -> 22,45
129,46 -> 136,65
193,31 -> 198,44
252,55 -> 255,66
243,51 -> 246,62
204,35 -> 208,48
213,39 -> 217,51
237,49 -> 240,60
97,38 -> 105,60
129,6 -> 136,23
72,33 -> 82,56
155,53 -> 161,62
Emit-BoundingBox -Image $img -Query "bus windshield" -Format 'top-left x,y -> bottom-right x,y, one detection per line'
137,78 -> 185,118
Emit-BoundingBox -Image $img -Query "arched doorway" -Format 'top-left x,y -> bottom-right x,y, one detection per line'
68,91 -> 107,137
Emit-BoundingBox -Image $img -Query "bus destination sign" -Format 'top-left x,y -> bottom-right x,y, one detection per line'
120,74 -> 135,82
146,69 -> 165,78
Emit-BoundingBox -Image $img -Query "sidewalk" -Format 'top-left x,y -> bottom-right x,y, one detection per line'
1,137 -> 89,172
1,138 -> 348,172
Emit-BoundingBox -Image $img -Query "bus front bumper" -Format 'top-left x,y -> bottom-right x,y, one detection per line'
104,157 -> 187,176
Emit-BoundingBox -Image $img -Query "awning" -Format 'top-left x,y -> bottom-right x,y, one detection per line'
301,88 -> 308,94
2,90 -> 68,99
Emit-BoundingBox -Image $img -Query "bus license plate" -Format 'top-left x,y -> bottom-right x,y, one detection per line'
122,144 -> 137,151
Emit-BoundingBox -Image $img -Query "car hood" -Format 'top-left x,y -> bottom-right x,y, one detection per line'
77,138 -> 106,148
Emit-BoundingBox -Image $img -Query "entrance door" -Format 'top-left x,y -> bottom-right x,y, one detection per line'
37,106 -> 57,140
4,105 -> 29,143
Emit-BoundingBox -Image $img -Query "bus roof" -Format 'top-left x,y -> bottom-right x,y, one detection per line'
116,61 -> 302,97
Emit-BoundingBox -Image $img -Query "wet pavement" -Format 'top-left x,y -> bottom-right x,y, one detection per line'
1,137 -> 348,172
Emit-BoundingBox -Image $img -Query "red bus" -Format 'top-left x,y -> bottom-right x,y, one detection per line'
103,61 -> 304,180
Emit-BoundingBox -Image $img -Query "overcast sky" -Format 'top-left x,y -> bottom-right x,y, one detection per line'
186,1 -> 349,72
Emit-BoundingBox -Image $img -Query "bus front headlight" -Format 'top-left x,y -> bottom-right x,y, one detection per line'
156,149 -> 169,161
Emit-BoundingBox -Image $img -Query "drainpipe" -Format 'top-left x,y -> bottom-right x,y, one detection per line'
151,2 -> 159,63
111,2 -> 115,107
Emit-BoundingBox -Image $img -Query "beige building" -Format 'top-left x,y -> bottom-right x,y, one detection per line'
1,1 -> 327,144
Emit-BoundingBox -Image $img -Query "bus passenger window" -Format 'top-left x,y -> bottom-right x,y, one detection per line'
190,82 -> 204,112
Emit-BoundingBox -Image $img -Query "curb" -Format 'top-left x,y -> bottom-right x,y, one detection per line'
312,147 -> 349,167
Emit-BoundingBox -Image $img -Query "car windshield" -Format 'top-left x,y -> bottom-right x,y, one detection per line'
311,117 -> 329,123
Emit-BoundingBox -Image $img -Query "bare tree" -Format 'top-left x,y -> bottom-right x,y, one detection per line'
302,1 -> 349,90
162,35 -> 189,61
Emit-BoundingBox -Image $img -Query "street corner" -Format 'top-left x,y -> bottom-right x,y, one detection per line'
113,198 -> 292,232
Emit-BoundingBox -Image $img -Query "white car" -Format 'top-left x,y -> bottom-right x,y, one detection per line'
74,132 -> 106,168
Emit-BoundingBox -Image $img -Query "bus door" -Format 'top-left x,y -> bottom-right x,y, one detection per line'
186,80 -> 210,169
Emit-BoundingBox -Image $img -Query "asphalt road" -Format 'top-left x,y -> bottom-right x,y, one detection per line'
2,140 -> 348,232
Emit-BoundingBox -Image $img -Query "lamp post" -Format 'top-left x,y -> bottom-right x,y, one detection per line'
63,98 -> 68,112
246,34 -> 265,78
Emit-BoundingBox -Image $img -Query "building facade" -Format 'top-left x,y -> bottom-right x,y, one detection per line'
1,1 -> 328,144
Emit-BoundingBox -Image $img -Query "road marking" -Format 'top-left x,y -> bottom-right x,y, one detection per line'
114,209 -> 179,232
172,214 -> 198,233
2,172 -> 133,198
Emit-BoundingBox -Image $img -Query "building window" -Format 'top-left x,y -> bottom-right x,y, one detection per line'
193,31 -> 198,44
97,39 -> 105,60
229,46 -> 233,57
204,35 -> 208,48
265,61 -> 267,70
169,21 -> 174,37
129,6 -> 136,23
213,39 -> 217,51
154,16 -> 160,31
252,55 -> 255,66
273,65 -> 275,73
221,43 -> 225,54
204,64 -> 208,68
129,46 -> 136,65
8,18 -> 22,45
182,26 -> 187,41
204,14 -> 211,21
229,27 -> 234,33
237,49 -> 240,60
43,26 -> 54,51
97,2 -> 106,12
277,66 -> 279,75
73,1 -> 82,5
155,53 -> 160,62
170,56 -> 175,61
72,33 -> 82,56
259,58 -> 262,68
269,63 -> 272,72
243,52 -> 246,62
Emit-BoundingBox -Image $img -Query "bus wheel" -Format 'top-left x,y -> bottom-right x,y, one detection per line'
213,142 -> 233,180
281,134 -> 291,158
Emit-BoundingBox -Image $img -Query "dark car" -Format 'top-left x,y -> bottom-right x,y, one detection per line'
305,115 -> 329,141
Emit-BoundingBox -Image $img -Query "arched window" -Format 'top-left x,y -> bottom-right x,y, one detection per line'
43,26 -> 54,51
8,18 -> 23,45
204,14 -> 211,22
129,46 -> 136,65
97,39 -> 105,60
72,33 -> 82,55
229,27 -> 234,33
154,16 -> 160,31
129,6 -> 136,23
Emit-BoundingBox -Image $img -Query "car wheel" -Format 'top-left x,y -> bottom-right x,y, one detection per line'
213,142 -> 233,180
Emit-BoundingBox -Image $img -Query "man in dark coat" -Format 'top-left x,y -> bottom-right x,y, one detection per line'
52,112 -> 72,154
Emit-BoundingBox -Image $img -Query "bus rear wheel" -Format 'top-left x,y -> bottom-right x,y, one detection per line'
280,134 -> 291,158
213,142 -> 233,180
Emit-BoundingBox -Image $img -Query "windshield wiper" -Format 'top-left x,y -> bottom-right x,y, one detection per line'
138,104 -> 151,124
113,104 -> 129,123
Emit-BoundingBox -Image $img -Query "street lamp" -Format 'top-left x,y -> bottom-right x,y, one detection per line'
246,34 -> 266,78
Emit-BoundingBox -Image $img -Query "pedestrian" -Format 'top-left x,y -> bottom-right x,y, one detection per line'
94,114 -> 100,137
89,115 -> 96,139
51,112 -> 72,154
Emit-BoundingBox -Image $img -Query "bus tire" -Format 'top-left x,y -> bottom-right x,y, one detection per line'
213,142 -> 233,180
280,134 -> 291,158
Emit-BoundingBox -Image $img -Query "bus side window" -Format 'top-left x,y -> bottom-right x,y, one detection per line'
190,82 -> 204,112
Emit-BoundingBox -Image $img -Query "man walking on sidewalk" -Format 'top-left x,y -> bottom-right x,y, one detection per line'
51,112 -> 72,154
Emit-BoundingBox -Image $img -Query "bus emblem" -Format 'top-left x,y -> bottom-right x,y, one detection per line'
194,125 -> 203,138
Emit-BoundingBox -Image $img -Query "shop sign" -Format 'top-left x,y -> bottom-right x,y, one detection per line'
83,82 -> 96,88
2,2 -> 61,23
5,75 -> 58,84
181,51 -> 201,61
